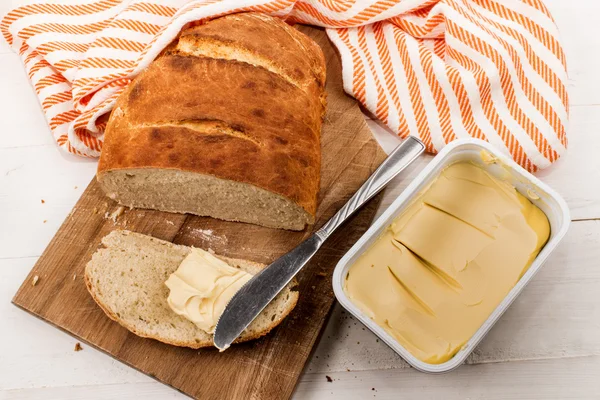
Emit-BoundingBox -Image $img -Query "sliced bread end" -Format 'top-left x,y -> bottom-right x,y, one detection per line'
85,229 -> 298,349
97,169 -> 314,231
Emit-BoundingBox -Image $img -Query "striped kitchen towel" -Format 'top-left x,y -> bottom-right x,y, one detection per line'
1,0 -> 568,171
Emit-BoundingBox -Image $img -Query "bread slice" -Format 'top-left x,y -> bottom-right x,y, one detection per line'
85,230 -> 298,348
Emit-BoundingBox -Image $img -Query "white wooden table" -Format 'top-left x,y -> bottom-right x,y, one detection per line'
1,1 -> 599,398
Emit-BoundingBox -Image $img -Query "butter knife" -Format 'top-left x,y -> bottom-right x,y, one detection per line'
213,136 -> 425,350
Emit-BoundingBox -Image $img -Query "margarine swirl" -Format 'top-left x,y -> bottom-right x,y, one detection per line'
165,248 -> 252,334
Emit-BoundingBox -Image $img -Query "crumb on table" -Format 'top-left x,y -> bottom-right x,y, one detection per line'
74,342 -> 83,352
326,375 -> 332,383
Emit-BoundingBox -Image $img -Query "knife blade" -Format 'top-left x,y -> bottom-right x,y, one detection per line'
213,136 -> 425,351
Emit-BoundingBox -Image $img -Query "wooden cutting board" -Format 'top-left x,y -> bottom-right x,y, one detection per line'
12,26 -> 387,400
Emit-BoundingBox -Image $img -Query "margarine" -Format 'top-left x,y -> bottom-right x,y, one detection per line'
344,162 -> 550,364
165,248 -> 252,334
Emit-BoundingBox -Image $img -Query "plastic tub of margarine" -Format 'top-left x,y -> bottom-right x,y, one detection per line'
332,138 -> 570,373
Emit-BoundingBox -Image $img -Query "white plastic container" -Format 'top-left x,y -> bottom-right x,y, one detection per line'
332,139 -> 571,373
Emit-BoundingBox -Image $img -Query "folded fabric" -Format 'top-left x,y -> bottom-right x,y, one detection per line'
1,0 -> 568,171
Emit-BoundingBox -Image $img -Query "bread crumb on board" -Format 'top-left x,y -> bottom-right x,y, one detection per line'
72,273 -> 77,281
74,342 -> 83,352
187,227 -> 228,244
31,275 -> 39,286
106,206 -> 126,223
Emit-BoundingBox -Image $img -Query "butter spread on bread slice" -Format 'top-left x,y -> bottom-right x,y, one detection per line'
85,230 -> 298,348
165,248 -> 252,334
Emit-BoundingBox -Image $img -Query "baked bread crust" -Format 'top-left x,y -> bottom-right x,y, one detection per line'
98,13 -> 326,220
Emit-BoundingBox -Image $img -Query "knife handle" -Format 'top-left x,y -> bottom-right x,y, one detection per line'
316,136 -> 425,240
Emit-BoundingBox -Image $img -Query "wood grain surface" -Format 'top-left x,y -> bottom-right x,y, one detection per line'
10,26 -> 387,400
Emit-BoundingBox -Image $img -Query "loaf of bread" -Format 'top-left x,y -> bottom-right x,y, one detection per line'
85,230 -> 299,348
97,13 -> 326,230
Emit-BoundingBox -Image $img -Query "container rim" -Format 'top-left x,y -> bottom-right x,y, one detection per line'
332,138 -> 571,373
